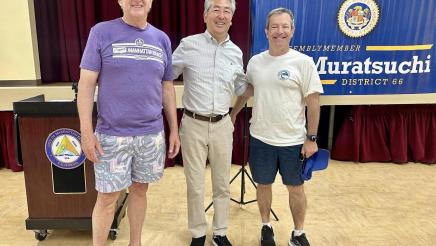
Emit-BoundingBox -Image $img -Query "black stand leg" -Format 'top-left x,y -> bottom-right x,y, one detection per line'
205,104 -> 279,221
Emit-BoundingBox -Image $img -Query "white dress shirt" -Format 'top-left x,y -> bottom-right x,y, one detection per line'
172,31 -> 247,115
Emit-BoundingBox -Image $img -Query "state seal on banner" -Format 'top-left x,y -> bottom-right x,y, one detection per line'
45,128 -> 86,169
338,0 -> 379,38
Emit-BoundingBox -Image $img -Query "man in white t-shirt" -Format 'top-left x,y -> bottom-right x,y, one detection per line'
231,7 -> 323,246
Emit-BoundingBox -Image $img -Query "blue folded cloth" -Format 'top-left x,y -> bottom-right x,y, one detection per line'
301,149 -> 330,181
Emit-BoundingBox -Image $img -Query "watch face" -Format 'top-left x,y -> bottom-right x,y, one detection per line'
307,135 -> 318,141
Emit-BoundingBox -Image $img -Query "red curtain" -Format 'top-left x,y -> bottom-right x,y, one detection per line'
332,105 -> 436,164
0,112 -> 22,171
1,107 -> 249,170
34,0 -> 251,83
34,0 -> 121,82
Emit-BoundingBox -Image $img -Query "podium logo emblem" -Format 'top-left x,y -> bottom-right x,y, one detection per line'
338,0 -> 379,38
45,128 -> 86,169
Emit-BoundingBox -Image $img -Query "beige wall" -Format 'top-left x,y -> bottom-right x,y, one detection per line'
0,0 -> 40,81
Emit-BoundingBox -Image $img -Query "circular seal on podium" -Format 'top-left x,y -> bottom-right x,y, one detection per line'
45,128 -> 86,169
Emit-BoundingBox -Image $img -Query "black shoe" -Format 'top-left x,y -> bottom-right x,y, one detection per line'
289,231 -> 310,246
190,235 -> 206,246
212,235 -> 232,246
260,225 -> 276,246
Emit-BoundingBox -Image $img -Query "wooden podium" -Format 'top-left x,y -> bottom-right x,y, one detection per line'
14,95 -> 127,241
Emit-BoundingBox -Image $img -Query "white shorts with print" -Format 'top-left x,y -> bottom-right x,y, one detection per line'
94,131 -> 166,193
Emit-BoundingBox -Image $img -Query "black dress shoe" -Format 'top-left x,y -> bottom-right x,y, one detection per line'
190,235 -> 206,246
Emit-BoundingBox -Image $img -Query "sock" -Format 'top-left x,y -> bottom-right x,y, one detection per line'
293,229 -> 305,237
262,222 -> 272,228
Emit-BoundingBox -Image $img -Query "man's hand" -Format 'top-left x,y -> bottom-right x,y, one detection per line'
167,131 -> 180,159
301,140 -> 318,158
230,111 -> 238,125
230,84 -> 253,125
81,131 -> 104,163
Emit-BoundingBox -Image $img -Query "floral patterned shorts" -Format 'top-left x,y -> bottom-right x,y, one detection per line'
93,131 -> 166,193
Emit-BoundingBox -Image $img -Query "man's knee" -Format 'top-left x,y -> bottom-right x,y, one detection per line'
212,176 -> 230,194
286,184 -> 304,194
95,192 -> 120,209
187,185 -> 204,199
129,182 -> 149,196
257,184 -> 272,193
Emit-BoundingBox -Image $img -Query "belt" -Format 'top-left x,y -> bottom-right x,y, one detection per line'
184,109 -> 228,123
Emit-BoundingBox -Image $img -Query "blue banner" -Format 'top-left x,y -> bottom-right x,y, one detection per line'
251,0 -> 435,95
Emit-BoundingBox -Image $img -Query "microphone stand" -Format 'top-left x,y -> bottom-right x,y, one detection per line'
72,82 -> 78,102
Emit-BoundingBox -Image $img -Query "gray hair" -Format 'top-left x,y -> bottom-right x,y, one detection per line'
204,0 -> 236,15
265,7 -> 295,29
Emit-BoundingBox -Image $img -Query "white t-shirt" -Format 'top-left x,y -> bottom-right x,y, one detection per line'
247,49 -> 324,146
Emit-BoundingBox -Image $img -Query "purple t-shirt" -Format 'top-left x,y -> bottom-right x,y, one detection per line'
80,18 -> 172,136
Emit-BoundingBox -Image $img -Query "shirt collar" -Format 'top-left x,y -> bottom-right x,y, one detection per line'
204,30 -> 230,45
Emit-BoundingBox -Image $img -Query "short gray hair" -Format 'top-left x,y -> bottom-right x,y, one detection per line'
204,0 -> 236,15
265,7 -> 295,29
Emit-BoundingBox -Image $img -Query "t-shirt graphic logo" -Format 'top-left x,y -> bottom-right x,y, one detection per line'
112,39 -> 164,63
278,70 -> 290,80
135,38 -> 145,46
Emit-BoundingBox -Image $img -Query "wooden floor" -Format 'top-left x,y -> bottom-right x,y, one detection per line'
1,160 -> 435,246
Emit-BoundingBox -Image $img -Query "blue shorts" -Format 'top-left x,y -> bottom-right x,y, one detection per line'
94,131 -> 166,193
248,136 -> 304,186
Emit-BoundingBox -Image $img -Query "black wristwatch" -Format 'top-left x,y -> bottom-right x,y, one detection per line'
306,134 -> 318,142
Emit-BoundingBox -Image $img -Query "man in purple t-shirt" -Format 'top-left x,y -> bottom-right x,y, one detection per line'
77,0 -> 180,245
